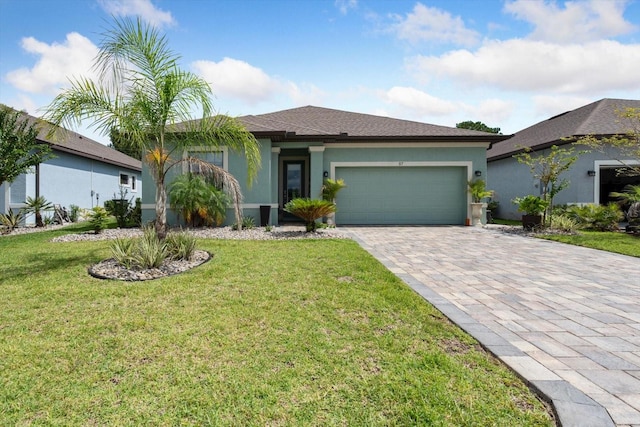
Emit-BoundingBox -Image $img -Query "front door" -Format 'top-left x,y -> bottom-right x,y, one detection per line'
282,160 -> 306,221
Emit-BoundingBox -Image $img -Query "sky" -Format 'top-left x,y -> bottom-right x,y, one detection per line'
0,0 -> 639,145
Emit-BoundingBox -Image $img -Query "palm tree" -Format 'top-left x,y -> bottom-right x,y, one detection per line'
43,18 -> 260,239
23,196 -> 53,227
168,173 -> 230,227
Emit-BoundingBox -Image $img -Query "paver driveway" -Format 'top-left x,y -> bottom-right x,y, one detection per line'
344,226 -> 640,427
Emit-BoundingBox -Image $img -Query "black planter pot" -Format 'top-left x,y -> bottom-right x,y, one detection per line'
259,205 -> 271,226
522,214 -> 542,231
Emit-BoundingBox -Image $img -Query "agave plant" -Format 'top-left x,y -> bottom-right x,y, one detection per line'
23,196 -> 53,227
284,198 -> 336,232
0,209 -> 24,233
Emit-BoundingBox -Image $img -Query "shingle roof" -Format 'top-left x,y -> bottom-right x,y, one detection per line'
487,98 -> 640,161
6,107 -> 141,171
237,105 -> 507,142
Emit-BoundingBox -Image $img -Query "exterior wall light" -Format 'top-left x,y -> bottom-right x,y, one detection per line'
474,170 -> 482,177
587,170 -> 597,177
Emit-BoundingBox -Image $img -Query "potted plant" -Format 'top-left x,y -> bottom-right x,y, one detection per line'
321,178 -> 346,226
512,195 -> 549,230
467,179 -> 493,226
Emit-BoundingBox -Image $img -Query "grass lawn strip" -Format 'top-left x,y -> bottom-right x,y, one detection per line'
0,227 -> 554,426
538,230 -> 640,257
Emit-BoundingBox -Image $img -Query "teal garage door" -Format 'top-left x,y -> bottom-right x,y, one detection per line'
335,166 -> 467,225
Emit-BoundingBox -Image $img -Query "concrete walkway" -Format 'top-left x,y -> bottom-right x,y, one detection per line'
344,226 -> 640,427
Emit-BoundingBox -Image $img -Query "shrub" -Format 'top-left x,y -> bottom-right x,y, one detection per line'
106,188 -> 141,228
131,227 -> 167,269
284,198 -> 336,232
111,238 -> 136,269
321,178 -> 347,201
467,179 -> 493,203
165,231 -> 197,261
69,204 -> 80,222
233,216 -> 256,230
512,195 -> 549,216
88,206 -> 110,234
550,214 -> 579,233
0,209 -> 24,233
169,173 -> 230,227
566,203 -> 623,231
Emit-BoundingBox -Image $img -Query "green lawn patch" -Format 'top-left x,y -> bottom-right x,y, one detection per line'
539,230 -> 640,257
0,228 -> 553,426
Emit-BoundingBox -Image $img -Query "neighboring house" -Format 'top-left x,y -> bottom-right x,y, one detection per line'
0,110 -> 142,225
487,98 -> 640,220
141,106 -> 507,226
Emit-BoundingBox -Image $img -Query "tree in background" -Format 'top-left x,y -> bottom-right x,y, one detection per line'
456,121 -> 501,134
0,105 -> 52,188
109,128 -> 142,160
44,18 -> 260,239
575,107 -> 640,177
514,145 -> 582,226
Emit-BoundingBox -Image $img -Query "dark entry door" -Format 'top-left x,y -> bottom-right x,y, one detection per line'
282,160 -> 306,221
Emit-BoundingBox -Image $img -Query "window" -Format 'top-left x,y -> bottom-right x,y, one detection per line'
186,150 -> 225,175
119,173 -> 129,186
131,176 -> 136,191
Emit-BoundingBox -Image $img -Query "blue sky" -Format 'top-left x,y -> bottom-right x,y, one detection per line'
0,0 -> 639,145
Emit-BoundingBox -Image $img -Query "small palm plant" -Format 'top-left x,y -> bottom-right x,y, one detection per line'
467,179 -> 493,203
610,184 -> 640,205
23,196 -> 53,227
284,198 -> 336,232
169,173 -> 230,227
321,178 -> 346,201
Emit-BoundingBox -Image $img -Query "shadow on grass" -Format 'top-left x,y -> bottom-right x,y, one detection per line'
0,243 -> 107,283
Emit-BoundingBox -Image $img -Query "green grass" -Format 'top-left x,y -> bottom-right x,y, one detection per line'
539,230 -> 640,257
0,227 -> 553,426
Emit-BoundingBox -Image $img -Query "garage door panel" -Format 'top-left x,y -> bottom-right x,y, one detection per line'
335,166 -> 466,225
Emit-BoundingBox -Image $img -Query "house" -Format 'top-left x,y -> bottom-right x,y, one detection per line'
141,106 -> 508,226
0,109 -> 142,225
487,98 -> 640,220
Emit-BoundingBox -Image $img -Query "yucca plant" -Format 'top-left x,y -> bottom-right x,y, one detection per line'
0,209 -> 24,233
132,227 -> 168,269
165,231 -> 197,261
110,238 -> 136,269
284,198 -> 336,232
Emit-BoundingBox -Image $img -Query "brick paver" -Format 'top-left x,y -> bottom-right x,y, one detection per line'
345,226 -> 640,427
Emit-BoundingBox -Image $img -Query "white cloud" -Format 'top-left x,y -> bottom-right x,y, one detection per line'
388,2 -> 480,46
335,0 -> 357,15
384,86 -> 457,115
504,0 -> 637,43
408,39 -> 640,95
5,33 -> 99,95
465,98 -> 514,125
532,95 -> 594,118
98,0 -> 175,27
192,58 -> 282,105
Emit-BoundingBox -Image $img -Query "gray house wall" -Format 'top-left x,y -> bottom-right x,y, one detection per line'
1,150 -> 141,225
487,144 -> 639,220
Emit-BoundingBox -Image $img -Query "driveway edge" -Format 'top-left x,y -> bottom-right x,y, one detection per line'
349,232 -> 615,427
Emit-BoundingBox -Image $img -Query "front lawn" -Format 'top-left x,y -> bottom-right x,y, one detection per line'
0,227 -> 553,426
539,230 -> 640,257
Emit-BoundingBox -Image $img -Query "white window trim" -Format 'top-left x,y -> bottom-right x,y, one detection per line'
182,146 -> 228,173
119,172 -> 131,187
593,159 -> 640,204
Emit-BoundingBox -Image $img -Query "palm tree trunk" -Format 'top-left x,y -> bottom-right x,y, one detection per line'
155,179 -> 168,240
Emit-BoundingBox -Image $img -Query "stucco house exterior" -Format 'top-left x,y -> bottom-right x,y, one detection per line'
487,98 -> 640,220
141,106 -> 507,227
0,110 -> 142,225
